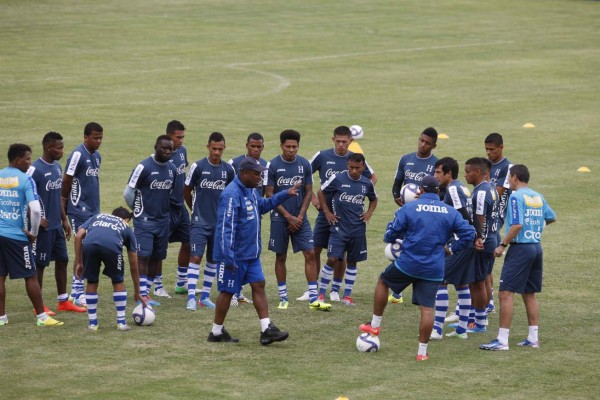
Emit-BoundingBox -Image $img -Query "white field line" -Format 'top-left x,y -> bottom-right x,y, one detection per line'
0,41 -> 512,109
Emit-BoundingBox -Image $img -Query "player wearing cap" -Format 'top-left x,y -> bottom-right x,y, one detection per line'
480,164 -> 556,351
360,176 -> 475,361
208,157 -> 300,345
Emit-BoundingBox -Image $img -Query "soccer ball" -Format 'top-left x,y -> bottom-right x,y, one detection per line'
132,304 -> 155,326
384,240 -> 403,261
350,125 -> 364,140
400,183 -> 420,204
356,333 -> 380,352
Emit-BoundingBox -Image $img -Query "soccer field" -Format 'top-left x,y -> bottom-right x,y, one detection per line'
1,1 -> 599,399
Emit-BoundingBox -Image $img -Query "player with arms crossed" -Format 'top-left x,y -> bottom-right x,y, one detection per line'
309,126 -> 376,302
360,176 -> 474,360
74,207 -> 146,331
183,132 -> 235,310
265,130 -> 330,311
208,157 -> 300,345
124,135 -> 177,307
27,132 -> 85,314
62,122 -> 103,307
317,153 -> 377,305
480,164 -> 555,351
0,144 -> 63,327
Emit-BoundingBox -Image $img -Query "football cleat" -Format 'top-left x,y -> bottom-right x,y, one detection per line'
359,322 -> 380,336
143,296 -> 161,307
0,318 -> 8,326
445,330 -> 468,339
341,296 -> 355,306
445,313 -> 460,323
33,305 -> 56,317
36,316 -> 64,327
186,299 -> 197,311
260,322 -> 289,345
416,354 -> 430,361
329,291 -> 340,302
277,300 -> 289,310
117,323 -> 131,331
388,294 -> 403,304
199,298 -> 216,309
57,300 -> 86,313
208,328 -> 239,343
88,324 -> 99,331
430,330 -> 443,340
153,288 -> 171,298
317,293 -> 325,302
517,338 -> 539,348
296,291 -> 310,301
480,339 -> 509,351
469,326 -> 487,333
72,295 -> 87,307
309,300 -> 332,311
230,295 -> 239,307
237,293 -> 253,304
174,285 -> 187,294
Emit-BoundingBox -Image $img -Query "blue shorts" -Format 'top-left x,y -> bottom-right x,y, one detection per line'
189,225 -> 215,261
499,243 -> 543,294
33,227 -> 69,267
217,258 -> 264,294
380,264 -> 440,308
134,220 -> 170,260
327,232 -> 367,263
312,213 -> 330,249
473,250 -> 495,282
169,205 -> 190,243
444,246 -> 476,286
83,244 -> 124,284
268,219 -> 314,254
0,236 -> 37,279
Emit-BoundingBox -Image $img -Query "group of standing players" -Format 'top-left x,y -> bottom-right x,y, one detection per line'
0,122 -> 555,356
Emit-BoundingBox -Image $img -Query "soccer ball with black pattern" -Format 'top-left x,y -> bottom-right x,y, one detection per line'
132,304 -> 155,326
356,333 -> 380,352
400,183 -> 419,204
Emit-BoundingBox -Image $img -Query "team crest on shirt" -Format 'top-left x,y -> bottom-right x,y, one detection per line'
221,171 -> 227,178
298,166 -> 304,173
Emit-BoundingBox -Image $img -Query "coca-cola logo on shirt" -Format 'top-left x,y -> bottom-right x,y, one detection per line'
339,192 -> 364,204
277,175 -> 303,186
200,179 -> 227,190
150,179 -> 173,190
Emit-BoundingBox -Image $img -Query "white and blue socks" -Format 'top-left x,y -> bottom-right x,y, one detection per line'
456,287 -> 471,334
308,281 -> 318,303
201,262 -> 217,300
139,275 -> 148,298
331,277 -> 342,295
318,264 -> 334,296
187,263 -> 200,301
153,274 -> 163,293
176,265 -> 187,288
86,292 -> 99,326
113,291 -> 127,326
277,281 -> 288,302
433,286 -> 449,335
342,265 -> 357,298
71,275 -> 84,299
475,308 -> 487,329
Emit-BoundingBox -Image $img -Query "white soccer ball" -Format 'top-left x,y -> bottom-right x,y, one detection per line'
350,125 -> 364,140
384,240 -> 403,261
400,183 -> 420,204
132,304 -> 155,326
356,333 -> 380,352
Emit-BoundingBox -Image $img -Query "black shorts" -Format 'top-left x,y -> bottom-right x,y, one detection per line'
169,205 -> 190,243
444,246 -> 476,286
33,227 -> 69,267
83,244 -> 124,284
0,236 -> 36,279
380,264 -> 440,308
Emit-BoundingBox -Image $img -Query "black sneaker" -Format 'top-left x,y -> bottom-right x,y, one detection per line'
207,328 -> 239,343
260,322 -> 289,345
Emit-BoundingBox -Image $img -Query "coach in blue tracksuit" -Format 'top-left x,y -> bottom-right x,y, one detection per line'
208,157 -> 300,346
359,175 -> 475,361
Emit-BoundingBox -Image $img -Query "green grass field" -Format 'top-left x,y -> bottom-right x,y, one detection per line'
1,1 -> 599,399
